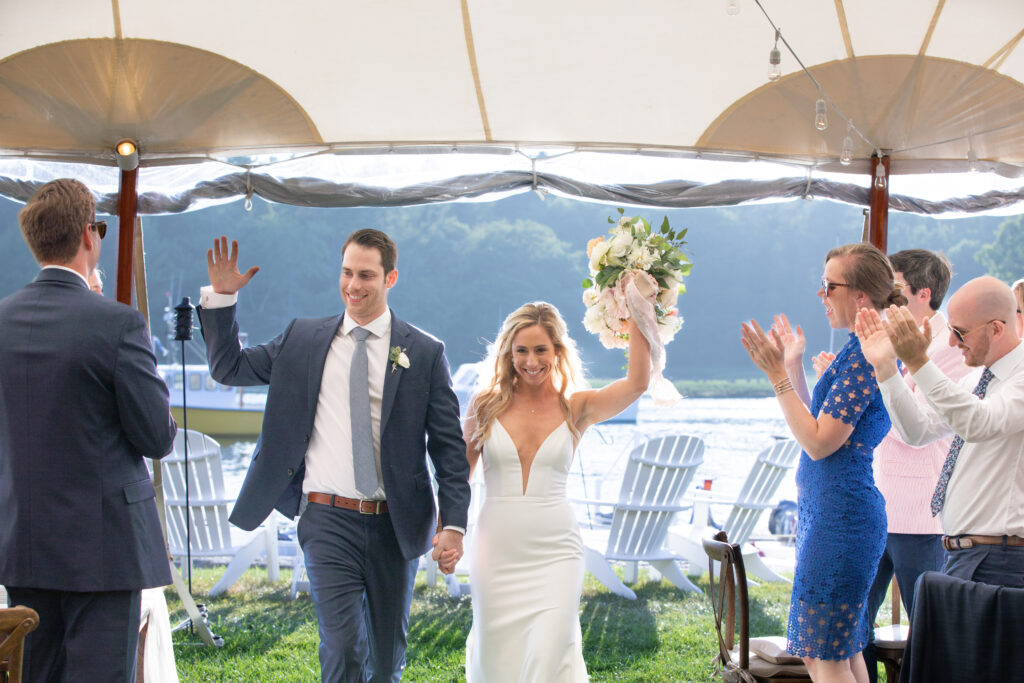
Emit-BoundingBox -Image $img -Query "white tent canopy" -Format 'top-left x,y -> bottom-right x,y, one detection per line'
2,0 -> 1023,214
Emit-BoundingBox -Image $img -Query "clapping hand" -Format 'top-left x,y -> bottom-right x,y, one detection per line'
772,314 -> 805,365
811,351 -> 836,379
208,236 -> 260,295
854,308 -> 900,381
882,305 -> 933,373
740,318 -> 786,382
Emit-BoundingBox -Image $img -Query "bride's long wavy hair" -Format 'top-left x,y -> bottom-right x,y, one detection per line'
469,302 -> 585,450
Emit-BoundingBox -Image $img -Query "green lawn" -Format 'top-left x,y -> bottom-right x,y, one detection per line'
166,566 -> 897,682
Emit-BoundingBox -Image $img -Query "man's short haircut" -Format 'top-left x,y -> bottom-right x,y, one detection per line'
18,178 -> 95,264
889,249 -> 952,311
342,229 -> 398,274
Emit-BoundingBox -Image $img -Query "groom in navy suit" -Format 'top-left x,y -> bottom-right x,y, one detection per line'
198,229 -> 470,682
0,179 -> 176,681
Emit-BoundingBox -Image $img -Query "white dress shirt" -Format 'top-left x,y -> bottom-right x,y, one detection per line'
873,311 -> 979,534
302,310 -> 391,500
42,264 -> 89,287
878,340 -> 1024,537
200,287 -> 390,500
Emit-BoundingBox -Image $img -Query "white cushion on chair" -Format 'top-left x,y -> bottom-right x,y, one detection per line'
749,636 -> 803,664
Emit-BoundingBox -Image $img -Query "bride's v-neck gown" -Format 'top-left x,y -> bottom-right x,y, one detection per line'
465,420 -> 588,682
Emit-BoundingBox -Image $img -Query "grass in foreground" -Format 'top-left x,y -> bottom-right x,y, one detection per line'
166,566 -> 798,682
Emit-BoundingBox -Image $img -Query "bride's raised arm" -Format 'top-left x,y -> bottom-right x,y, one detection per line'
572,317 -> 650,433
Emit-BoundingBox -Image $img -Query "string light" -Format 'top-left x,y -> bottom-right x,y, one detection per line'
768,29 -> 782,81
840,122 -> 853,165
968,137 -> 979,172
753,1 -> 877,154
727,0 -> 740,16
874,163 -> 887,190
814,99 -> 828,131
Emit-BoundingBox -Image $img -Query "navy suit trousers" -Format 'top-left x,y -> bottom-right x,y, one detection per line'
864,533 -> 944,683
6,586 -> 141,683
297,500 -> 418,683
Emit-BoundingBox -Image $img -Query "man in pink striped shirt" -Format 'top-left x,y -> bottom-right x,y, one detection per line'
863,249 -> 978,683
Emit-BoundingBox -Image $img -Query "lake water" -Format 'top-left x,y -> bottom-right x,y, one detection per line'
219,396 -> 797,539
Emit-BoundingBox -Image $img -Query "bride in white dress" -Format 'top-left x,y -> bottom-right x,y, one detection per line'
457,295 -> 651,682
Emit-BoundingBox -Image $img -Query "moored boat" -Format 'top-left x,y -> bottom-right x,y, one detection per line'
159,364 -> 265,438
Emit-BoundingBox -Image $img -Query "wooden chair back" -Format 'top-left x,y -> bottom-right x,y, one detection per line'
874,576 -> 907,682
702,530 -> 810,682
605,434 -> 704,561
0,606 -> 40,683
721,439 -> 800,546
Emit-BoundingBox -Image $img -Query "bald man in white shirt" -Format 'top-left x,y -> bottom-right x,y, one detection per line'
856,276 -> 1024,587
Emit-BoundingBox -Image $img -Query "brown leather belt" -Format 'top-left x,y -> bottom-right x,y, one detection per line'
942,534 -> 1024,551
307,492 -> 388,515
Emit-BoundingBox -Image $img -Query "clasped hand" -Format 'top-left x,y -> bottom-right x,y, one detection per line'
431,529 -> 464,575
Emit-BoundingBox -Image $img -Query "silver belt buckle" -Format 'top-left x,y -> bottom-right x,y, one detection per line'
359,499 -> 380,514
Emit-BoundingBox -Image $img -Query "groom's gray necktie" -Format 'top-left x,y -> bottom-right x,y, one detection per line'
350,327 -> 378,497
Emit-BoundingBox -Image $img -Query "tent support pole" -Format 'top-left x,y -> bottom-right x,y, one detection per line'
868,154 -> 889,253
115,167 -> 139,305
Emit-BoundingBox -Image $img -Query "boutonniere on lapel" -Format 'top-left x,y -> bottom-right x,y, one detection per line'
389,346 -> 410,373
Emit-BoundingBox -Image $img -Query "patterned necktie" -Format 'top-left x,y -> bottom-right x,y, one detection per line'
350,327 -> 377,497
930,367 -> 995,516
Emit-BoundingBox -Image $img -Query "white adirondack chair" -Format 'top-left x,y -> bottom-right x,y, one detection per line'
575,433 -> 706,599
161,429 -> 279,596
667,438 -> 801,583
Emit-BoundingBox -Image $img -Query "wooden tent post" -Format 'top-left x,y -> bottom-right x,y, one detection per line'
116,167 -> 139,305
868,154 -> 890,252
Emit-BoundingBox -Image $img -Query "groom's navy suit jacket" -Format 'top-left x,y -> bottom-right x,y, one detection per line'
198,305 -> 470,560
0,268 -> 176,591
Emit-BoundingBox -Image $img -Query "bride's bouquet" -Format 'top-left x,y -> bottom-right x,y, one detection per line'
582,209 -> 692,404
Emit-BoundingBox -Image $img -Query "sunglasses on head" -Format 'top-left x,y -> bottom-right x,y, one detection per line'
90,221 -> 106,239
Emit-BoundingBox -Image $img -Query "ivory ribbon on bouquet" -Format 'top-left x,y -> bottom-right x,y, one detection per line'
625,280 -> 683,407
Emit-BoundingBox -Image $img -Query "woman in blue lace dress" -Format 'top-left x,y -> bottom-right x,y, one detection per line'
741,243 -> 907,683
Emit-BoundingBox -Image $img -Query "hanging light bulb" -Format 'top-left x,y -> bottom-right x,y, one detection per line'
768,48 -> 782,80
840,121 -> 853,165
967,141 -> 979,172
814,98 -> 828,131
840,137 -> 853,165
874,163 -> 887,190
768,30 -> 782,81
726,0 -> 740,15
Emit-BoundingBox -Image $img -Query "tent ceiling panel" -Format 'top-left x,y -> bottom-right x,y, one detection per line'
0,1 -> 1023,214
118,1 -> 487,143
0,40 -> 321,153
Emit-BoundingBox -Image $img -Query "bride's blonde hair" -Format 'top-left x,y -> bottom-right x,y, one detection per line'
470,302 -> 584,450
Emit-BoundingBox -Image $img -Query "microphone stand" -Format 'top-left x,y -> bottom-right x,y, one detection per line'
174,297 -> 194,598
170,296 -> 222,645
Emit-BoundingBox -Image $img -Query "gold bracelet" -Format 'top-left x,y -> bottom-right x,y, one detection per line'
773,378 -> 793,396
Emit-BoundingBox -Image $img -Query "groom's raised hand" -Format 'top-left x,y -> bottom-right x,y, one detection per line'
208,236 -> 260,295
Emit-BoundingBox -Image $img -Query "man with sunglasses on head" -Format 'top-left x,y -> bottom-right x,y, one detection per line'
856,275 -> 1024,588
0,178 -> 176,682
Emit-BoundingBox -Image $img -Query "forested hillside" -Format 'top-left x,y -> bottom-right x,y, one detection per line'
0,193 -> 1011,379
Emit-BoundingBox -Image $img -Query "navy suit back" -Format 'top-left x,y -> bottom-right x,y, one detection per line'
0,269 -> 176,591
